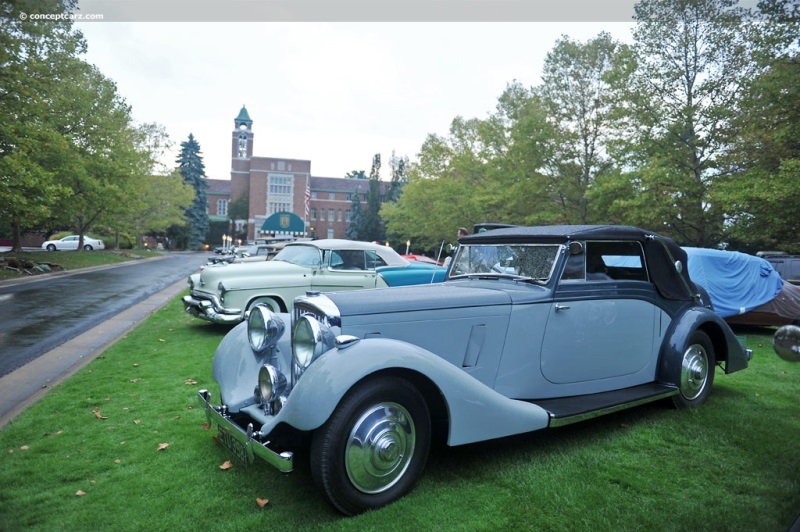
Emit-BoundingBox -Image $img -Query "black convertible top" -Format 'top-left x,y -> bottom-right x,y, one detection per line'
462,224 -> 694,301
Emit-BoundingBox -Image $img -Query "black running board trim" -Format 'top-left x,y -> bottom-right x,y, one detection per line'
531,383 -> 679,428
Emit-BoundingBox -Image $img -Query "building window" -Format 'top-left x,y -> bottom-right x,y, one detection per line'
277,161 -> 285,170
288,163 -> 292,171
311,191 -> 318,200
237,135 -> 247,158
311,208 -> 317,220
329,192 -> 336,200
328,209 -> 334,222
337,209 -> 342,222
217,199 -> 228,216
346,210 -> 351,222
327,228 -> 335,239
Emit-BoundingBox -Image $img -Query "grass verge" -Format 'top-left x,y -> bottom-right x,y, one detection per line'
0,298 -> 798,531
0,250 -> 157,281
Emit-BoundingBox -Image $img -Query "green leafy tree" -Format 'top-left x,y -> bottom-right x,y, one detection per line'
0,0 -> 82,251
609,0 -> 761,245
538,32 -> 633,224
176,134 -> 209,249
715,0 -> 800,251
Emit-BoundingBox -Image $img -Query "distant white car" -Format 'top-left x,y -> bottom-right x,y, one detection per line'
42,235 -> 105,251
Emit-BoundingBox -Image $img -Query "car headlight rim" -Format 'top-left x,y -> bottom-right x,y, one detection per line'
292,314 -> 335,370
248,304 -> 285,353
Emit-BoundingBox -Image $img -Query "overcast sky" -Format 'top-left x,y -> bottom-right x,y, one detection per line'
74,10 -> 635,180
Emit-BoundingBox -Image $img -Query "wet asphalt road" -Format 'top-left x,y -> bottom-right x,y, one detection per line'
0,251 -> 207,378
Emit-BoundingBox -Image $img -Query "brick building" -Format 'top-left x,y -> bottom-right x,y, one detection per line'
206,106 -> 379,243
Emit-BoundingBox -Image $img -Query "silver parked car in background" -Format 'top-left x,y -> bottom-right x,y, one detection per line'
197,225 -> 751,514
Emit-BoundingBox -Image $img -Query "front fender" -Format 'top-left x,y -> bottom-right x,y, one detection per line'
275,338 -> 551,446
658,306 -> 749,386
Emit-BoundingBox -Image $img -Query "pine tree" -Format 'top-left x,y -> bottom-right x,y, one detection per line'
359,154 -> 385,242
346,186 -> 363,240
176,134 -> 209,249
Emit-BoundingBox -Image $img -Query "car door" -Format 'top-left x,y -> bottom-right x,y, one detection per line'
539,241 -> 658,388
312,249 -> 379,292
62,236 -> 79,250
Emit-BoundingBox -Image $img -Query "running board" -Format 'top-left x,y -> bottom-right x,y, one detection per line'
532,383 -> 679,428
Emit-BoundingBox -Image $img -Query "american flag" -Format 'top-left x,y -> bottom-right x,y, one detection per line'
304,178 -> 310,220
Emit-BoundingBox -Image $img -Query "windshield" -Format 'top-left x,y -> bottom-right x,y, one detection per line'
273,245 -> 323,267
450,244 -> 562,282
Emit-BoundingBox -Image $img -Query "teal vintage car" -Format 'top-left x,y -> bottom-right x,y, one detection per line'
183,239 -> 446,324
197,225 -> 751,514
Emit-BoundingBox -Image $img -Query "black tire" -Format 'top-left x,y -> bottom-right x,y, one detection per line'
672,330 -> 715,409
46,244 -> 56,251
83,244 -> 93,251
310,376 -> 431,516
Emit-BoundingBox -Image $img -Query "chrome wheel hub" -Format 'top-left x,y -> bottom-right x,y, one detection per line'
680,344 -> 709,400
345,402 -> 415,494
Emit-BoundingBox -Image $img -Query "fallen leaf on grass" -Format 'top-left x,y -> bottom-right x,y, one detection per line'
20,445 -> 29,451
256,498 -> 270,508
133,363 -> 139,367
157,443 -> 169,451
130,378 -> 140,383
159,338 -> 166,343
76,490 -> 86,497
115,459 -> 121,464
133,420 -> 141,425
184,379 -> 198,385
202,422 -> 210,431
92,408 -> 107,420
219,460 -> 234,470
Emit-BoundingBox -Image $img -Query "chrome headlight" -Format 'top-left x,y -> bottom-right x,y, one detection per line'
256,364 -> 287,404
248,304 -> 285,353
218,281 -> 225,301
292,315 -> 334,369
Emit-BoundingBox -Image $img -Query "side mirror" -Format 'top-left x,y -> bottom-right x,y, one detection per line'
674,260 -> 683,273
773,324 -> 800,363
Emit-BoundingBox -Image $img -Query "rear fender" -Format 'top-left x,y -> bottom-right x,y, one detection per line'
658,306 -> 749,386
276,338 -> 550,446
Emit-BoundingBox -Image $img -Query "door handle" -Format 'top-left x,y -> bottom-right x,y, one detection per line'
554,304 -> 570,312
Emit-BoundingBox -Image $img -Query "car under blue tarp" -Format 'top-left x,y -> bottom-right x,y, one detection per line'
684,247 -> 785,319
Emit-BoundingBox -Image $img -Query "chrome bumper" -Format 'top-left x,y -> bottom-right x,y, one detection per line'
182,295 -> 243,324
198,389 -> 293,472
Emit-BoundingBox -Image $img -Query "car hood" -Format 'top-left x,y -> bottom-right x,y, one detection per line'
197,260 -> 311,290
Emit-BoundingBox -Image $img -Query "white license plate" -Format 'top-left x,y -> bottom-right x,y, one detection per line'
217,424 -> 249,465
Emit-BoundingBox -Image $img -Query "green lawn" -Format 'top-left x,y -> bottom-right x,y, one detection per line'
0,297 -> 798,531
0,250 -> 155,281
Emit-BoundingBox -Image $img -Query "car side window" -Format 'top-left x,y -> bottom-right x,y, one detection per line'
561,252 -> 586,281
331,250 -> 367,270
585,241 -> 648,282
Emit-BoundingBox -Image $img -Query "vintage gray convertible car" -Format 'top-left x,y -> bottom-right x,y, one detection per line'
197,225 -> 751,515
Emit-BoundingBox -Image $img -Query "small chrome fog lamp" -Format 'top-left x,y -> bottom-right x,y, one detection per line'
257,364 -> 287,404
248,304 -> 285,353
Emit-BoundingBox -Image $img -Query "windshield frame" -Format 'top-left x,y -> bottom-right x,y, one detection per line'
448,243 -> 564,284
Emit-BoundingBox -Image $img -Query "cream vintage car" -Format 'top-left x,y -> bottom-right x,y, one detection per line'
182,239 -> 446,324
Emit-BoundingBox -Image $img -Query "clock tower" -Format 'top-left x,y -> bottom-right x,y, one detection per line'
232,105 -> 253,159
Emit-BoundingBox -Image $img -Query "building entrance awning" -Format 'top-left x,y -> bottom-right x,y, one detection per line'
260,212 -> 306,235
